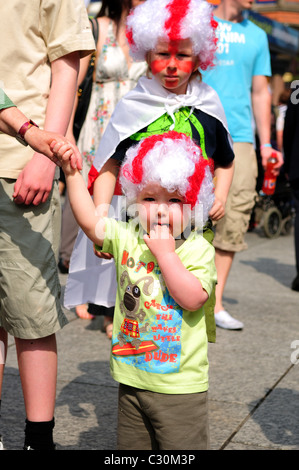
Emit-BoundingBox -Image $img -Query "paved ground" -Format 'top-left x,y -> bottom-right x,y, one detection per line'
1,225 -> 299,451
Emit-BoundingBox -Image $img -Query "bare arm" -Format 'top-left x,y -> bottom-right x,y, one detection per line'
65,53 -> 92,143
144,225 -> 208,311
252,75 -> 283,173
13,51 -> 80,205
0,106 -> 81,168
53,141 -> 105,246
91,159 -> 120,259
65,16 -> 109,142
0,106 -> 25,136
93,158 -> 120,213
66,170 -> 105,246
209,161 -> 234,221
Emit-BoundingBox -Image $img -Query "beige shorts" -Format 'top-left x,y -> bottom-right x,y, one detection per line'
213,142 -> 258,252
0,178 -> 68,339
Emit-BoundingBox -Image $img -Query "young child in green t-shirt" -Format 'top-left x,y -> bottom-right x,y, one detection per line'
52,130 -> 217,449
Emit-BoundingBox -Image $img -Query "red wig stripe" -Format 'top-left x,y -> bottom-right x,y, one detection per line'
165,0 -> 191,41
185,158 -> 214,208
124,131 -> 187,184
121,130 -> 214,209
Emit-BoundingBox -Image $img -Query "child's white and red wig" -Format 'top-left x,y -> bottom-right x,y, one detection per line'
126,0 -> 218,70
120,131 -> 214,227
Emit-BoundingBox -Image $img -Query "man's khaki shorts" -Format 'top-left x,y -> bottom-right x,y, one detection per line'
0,178 -> 68,339
213,142 -> 258,252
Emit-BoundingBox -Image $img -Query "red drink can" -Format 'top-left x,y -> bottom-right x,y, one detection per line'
261,154 -> 278,196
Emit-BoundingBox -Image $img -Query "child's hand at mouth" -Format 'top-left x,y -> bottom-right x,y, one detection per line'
143,224 -> 175,259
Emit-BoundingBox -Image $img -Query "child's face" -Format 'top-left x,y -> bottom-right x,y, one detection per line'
136,182 -> 191,238
147,38 -> 200,95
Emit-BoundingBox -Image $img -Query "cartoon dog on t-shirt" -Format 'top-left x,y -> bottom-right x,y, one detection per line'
118,270 -> 153,349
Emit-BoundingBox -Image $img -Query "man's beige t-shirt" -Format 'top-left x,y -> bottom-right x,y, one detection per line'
0,0 -> 95,178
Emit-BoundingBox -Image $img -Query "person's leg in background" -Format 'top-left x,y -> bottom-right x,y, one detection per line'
0,328 -> 7,449
291,188 -> 299,291
213,143 -> 258,330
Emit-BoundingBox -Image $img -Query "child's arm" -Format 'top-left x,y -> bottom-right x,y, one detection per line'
209,161 -> 234,221
93,158 -> 120,211
92,158 -> 120,260
52,142 -> 105,246
144,225 -> 208,311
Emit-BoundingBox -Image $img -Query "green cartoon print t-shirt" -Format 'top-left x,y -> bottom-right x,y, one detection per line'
99,218 -> 217,395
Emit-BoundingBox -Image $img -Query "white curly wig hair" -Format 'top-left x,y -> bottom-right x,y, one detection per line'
126,0 -> 218,70
119,131 -> 215,228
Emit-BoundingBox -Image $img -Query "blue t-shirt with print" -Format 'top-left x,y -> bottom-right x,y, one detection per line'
202,16 -> 271,143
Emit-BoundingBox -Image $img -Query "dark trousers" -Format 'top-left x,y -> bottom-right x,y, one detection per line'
293,189 -> 299,275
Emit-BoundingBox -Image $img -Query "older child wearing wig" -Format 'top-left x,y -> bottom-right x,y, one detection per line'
89,0 -> 234,218
53,131 -> 217,449
65,0 -> 234,341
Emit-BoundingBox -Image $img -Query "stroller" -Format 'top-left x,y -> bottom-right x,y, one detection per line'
251,171 -> 295,239
249,127 -> 295,238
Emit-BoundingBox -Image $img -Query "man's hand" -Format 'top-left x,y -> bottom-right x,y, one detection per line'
25,127 -> 82,170
13,153 -> 57,205
260,147 -> 284,176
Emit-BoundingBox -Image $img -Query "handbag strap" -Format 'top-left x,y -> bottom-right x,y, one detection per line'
87,17 -> 99,76
90,17 -> 99,46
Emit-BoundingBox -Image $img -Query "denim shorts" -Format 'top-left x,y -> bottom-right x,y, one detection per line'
0,178 -> 67,339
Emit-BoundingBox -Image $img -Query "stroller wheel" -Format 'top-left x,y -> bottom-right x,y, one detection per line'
263,206 -> 282,238
281,216 -> 293,235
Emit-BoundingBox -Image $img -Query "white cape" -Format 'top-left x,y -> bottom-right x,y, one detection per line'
64,196 -> 123,309
91,75 -> 232,175
64,76 -> 231,310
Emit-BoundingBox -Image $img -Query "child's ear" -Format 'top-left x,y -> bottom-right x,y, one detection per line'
192,58 -> 202,82
193,57 -> 200,73
146,66 -> 152,79
145,51 -> 151,68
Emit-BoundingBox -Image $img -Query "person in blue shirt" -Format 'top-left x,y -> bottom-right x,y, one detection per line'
202,0 -> 283,330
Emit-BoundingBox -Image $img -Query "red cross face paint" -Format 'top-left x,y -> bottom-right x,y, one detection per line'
147,38 -> 199,95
